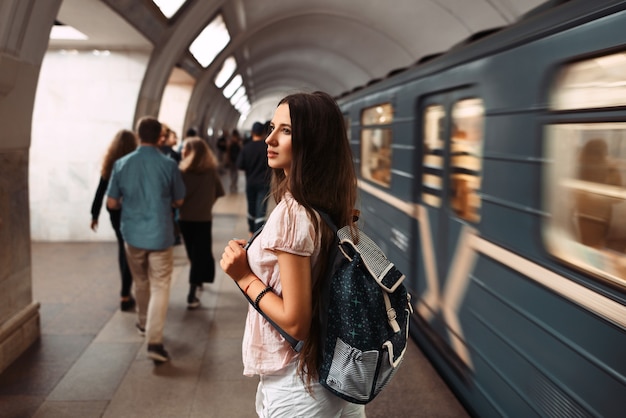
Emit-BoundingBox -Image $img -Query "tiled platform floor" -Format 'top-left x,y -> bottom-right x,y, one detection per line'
0,189 -> 470,418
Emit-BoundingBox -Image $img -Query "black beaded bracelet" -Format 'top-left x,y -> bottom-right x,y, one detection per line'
254,286 -> 273,309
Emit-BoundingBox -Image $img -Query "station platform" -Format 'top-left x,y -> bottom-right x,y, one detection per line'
0,187 -> 470,418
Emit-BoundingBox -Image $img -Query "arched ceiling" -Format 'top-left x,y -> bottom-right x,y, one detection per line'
50,0 -> 547,128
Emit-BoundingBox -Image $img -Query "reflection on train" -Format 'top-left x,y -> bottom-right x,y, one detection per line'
337,1 -> 626,416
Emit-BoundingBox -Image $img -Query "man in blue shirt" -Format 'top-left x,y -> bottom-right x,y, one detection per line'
107,116 -> 185,363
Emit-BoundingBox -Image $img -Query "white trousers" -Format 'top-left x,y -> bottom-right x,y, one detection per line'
255,361 -> 366,418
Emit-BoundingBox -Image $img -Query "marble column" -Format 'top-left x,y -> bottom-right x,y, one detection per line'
0,0 -> 61,373
0,149 -> 39,374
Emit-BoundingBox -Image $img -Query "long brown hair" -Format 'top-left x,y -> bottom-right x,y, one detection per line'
271,91 -> 358,386
179,136 -> 217,173
101,129 -> 138,179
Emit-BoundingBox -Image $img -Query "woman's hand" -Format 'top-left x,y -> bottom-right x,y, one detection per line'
220,239 -> 253,285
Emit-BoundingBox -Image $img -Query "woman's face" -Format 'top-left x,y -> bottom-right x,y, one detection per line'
266,103 -> 293,175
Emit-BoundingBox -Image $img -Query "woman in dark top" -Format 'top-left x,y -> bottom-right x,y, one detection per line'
90,129 -> 138,311
178,136 -> 225,309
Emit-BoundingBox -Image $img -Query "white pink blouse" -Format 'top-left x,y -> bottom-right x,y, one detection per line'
241,193 -> 321,376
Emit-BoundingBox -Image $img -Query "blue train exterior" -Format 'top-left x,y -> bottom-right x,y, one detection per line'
337,1 -> 626,416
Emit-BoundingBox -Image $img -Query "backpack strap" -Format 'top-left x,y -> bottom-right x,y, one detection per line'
241,226 -> 304,352
243,224 -> 264,250
316,210 -> 338,234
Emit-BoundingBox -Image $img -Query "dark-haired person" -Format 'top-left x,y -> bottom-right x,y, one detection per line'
237,121 -> 271,236
226,129 -> 243,193
90,129 -> 138,311
107,116 -> 186,364
221,92 -> 364,416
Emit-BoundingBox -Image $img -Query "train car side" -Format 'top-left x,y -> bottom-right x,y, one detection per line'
339,1 -> 626,417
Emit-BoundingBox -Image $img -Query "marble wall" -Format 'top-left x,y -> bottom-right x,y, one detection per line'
28,50 -> 196,242
29,50 -> 150,242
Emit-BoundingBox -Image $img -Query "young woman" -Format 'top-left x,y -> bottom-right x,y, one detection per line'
90,129 -> 138,311
220,91 -> 365,417
178,136 -> 225,308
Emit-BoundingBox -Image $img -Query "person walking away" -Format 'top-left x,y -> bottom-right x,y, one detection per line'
237,121 -> 271,236
178,136 -> 225,309
159,123 -> 183,244
159,124 -> 181,163
90,129 -> 138,311
227,129 -> 243,193
220,91 -> 365,416
216,129 -> 229,174
106,116 -> 186,364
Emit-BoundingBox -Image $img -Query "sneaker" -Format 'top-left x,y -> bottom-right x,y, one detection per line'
187,296 -> 200,310
147,344 -> 169,363
135,323 -> 146,337
120,297 -> 136,312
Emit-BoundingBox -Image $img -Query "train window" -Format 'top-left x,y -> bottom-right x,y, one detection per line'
422,105 -> 446,207
360,103 -> 394,187
450,99 -> 484,222
551,52 -> 626,110
544,123 -> 626,288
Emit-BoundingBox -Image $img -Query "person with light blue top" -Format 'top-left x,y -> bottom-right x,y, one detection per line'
106,116 -> 186,364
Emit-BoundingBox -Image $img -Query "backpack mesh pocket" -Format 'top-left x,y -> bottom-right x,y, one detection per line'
325,337 -> 380,402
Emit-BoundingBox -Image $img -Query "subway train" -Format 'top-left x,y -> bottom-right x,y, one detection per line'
336,1 -> 626,417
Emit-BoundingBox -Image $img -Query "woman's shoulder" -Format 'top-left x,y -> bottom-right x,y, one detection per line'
263,215 -> 315,254
265,194 -> 315,244
273,193 -> 307,216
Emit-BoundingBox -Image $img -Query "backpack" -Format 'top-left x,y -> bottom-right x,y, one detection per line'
241,211 -> 412,404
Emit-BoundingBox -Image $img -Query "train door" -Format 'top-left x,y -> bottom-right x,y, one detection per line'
416,90 -> 485,371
